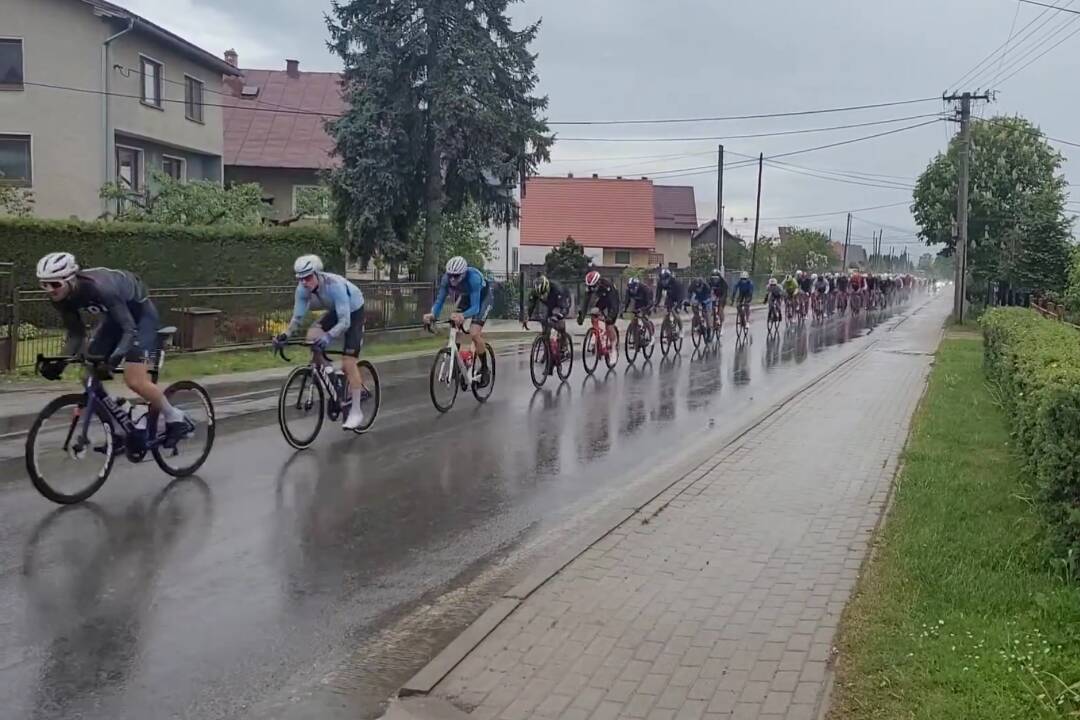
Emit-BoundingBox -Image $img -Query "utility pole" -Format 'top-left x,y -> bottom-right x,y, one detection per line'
717,144 -> 725,272
944,91 -> 990,323
842,213 -> 852,269
750,152 -> 763,275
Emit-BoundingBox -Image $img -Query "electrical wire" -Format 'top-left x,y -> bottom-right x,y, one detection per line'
986,16 -> 1080,86
762,160 -> 915,191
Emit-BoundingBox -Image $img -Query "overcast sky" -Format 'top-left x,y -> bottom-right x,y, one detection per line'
125,0 -> 1080,256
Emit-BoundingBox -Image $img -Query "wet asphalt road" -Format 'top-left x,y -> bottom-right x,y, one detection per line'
0,296 -> 942,720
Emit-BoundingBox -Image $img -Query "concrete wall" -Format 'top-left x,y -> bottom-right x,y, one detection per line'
224,166 -> 321,220
0,0 -> 228,219
654,229 -> 691,269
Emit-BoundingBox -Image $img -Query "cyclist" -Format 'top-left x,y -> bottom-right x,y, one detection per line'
423,256 -> 494,389
707,269 -> 728,336
731,271 -> 755,326
526,273 -> 573,337
655,268 -> 685,331
797,270 -> 813,315
686,277 -> 714,335
763,277 -> 785,322
35,252 -> 194,446
577,270 -> 620,330
622,276 -> 655,344
836,271 -> 850,295
782,274 -> 799,311
276,254 -> 369,430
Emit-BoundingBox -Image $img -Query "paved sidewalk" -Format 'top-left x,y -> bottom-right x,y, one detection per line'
398,301 -> 945,720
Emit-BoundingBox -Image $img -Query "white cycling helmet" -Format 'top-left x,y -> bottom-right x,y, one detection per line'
294,254 -> 323,279
36,252 -> 80,283
445,256 -> 468,276
740,271 -> 750,279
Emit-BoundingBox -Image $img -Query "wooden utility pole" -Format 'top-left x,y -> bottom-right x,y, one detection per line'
842,213 -> 852,269
717,144 -> 725,272
750,152 -> 764,274
944,91 -> 990,323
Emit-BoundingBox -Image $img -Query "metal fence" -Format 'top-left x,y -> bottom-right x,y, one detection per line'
0,262 -> 14,371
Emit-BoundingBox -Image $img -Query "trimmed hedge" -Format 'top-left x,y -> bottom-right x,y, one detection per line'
982,308 -> 1080,564
0,218 -> 343,289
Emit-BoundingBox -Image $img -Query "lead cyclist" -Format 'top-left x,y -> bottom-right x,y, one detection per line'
423,256 -> 494,388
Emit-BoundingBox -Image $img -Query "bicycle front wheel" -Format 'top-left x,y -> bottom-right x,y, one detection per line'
582,328 -> 599,375
25,394 -> 115,505
660,319 -> 673,357
529,336 -> 549,388
430,347 -> 459,413
624,320 -> 640,365
556,331 -> 574,381
350,360 -> 381,433
150,380 -> 216,477
604,326 -> 620,369
691,316 -> 703,349
278,366 -> 325,449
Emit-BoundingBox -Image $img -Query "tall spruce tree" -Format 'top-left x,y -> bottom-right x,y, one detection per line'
327,0 -> 552,279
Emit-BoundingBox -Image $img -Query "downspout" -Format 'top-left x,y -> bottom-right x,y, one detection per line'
102,17 -> 135,214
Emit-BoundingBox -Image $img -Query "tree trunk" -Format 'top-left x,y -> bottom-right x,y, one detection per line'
422,143 -> 444,282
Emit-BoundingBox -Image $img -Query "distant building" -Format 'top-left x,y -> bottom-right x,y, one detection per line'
653,185 -> 698,268
690,219 -> 747,268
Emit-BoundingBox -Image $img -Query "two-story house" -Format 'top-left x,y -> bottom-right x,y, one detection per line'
0,0 -> 239,219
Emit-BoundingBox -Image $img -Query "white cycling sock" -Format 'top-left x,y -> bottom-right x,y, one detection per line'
162,402 -> 185,423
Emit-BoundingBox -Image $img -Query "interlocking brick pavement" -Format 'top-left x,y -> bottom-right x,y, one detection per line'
429,302 -> 945,720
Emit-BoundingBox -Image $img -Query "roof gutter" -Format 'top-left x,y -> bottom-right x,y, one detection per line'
102,16 -> 134,213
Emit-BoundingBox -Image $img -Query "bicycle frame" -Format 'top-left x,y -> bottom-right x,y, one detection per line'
437,321 -> 480,387
589,311 -> 611,356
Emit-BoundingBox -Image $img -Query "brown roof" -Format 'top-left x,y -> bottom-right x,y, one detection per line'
653,185 -> 698,230
222,68 -> 345,169
521,177 -> 657,249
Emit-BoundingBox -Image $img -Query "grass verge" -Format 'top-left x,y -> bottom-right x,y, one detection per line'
829,336 -> 1080,720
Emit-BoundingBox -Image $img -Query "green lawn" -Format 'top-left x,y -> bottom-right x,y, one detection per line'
829,337 -> 1080,720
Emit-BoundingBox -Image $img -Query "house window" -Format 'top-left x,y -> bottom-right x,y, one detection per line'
185,76 -> 204,123
162,155 -> 185,181
614,250 -> 631,265
0,39 -> 23,89
116,146 -> 142,191
140,56 -> 162,108
668,262 -> 678,270
0,134 -> 31,186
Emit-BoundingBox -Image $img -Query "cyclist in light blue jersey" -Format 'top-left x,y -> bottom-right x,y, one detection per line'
423,256 -> 494,388
273,255 -> 368,430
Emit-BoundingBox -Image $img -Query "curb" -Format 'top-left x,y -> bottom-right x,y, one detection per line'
397,309 -> 908,699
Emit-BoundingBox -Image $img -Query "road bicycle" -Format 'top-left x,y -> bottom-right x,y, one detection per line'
624,308 -> 655,365
767,296 -> 783,334
735,299 -> 752,342
850,288 -> 864,315
836,290 -> 849,316
528,316 -> 573,388
784,294 -> 798,324
658,306 -> 684,358
275,341 -> 381,448
689,301 -> 713,349
812,292 -> 825,322
26,331 -> 215,504
711,300 -> 725,340
581,309 -> 620,375
426,320 -> 496,412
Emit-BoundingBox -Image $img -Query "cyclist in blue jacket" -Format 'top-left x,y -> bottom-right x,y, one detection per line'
423,256 -> 494,388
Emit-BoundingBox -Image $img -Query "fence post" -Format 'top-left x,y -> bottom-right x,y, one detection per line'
9,287 -> 19,371
519,270 -> 525,322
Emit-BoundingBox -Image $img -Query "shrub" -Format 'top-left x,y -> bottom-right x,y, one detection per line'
0,217 -> 343,289
982,308 -> 1080,566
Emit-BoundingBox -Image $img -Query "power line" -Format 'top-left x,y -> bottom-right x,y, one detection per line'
766,119 -> 943,160
1020,0 -> 1080,12
988,15 -> 1080,85
762,160 -> 915,191
546,97 -> 941,126
757,201 -> 911,221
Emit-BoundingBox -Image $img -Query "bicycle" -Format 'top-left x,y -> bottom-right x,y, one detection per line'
689,301 -> 713,350
784,294 -> 798,324
25,335 -> 215,505
528,316 -> 573,388
836,290 -> 848,316
624,308 -> 656,365
658,306 -> 684,358
426,320 -> 496,413
582,309 -> 620,375
710,300 -> 725,341
811,292 -> 825,322
734,299 -> 752,341
850,288 -> 864,315
767,296 -> 783,334
275,341 -> 381,448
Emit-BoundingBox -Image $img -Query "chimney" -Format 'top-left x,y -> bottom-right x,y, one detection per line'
567,172 -> 574,178
286,59 -> 300,78
616,176 -> 623,180
224,49 -> 238,67
591,173 -> 598,179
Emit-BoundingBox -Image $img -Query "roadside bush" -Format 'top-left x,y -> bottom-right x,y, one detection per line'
0,217 -> 343,289
982,307 -> 1080,566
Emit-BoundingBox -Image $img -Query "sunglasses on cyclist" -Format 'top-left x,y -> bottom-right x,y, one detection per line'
40,281 -> 65,291
448,273 -> 464,285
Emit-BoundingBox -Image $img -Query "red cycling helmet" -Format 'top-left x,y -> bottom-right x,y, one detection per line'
584,270 -> 601,288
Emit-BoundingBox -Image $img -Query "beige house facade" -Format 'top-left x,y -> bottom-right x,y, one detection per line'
0,0 -> 238,219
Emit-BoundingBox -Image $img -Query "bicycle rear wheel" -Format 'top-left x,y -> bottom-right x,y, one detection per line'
278,366 -> 325,449
349,360 -> 381,433
472,346 -> 496,403
150,380 -> 215,477
529,336 -> 549,388
430,347 -> 459,413
25,394 -> 115,505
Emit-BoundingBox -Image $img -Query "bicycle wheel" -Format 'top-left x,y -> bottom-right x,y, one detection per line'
604,326 -> 620,369
582,328 -> 600,375
529,336 -> 549,389
278,366 -> 325,449
642,321 -> 656,360
672,319 -> 684,355
430,347 -> 459,413
556,331 -> 574,381
624,320 -> 640,365
472,345 -> 496,403
150,380 -> 215,477
690,315 -> 703,349
350,360 -> 381,433
660,318 -> 673,357
25,394 -> 115,505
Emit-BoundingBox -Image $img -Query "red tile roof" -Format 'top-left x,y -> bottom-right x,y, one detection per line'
521,177 -> 657,249
222,69 -> 345,169
653,185 -> 698,231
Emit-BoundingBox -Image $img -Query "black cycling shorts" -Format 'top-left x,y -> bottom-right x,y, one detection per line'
88,299 -> 160,363
456,284 -> 494,327
318,305 -> 365,357
593,293 -> 620,324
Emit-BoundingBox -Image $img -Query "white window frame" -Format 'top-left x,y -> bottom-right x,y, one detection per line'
0,37 -> 24,91
139,54 -> 163,109
162,154 -> 186,182
184,74 -> 204,123
292,184 -> 329,219
115,144 -> 144,191
0,133 -> 32,187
